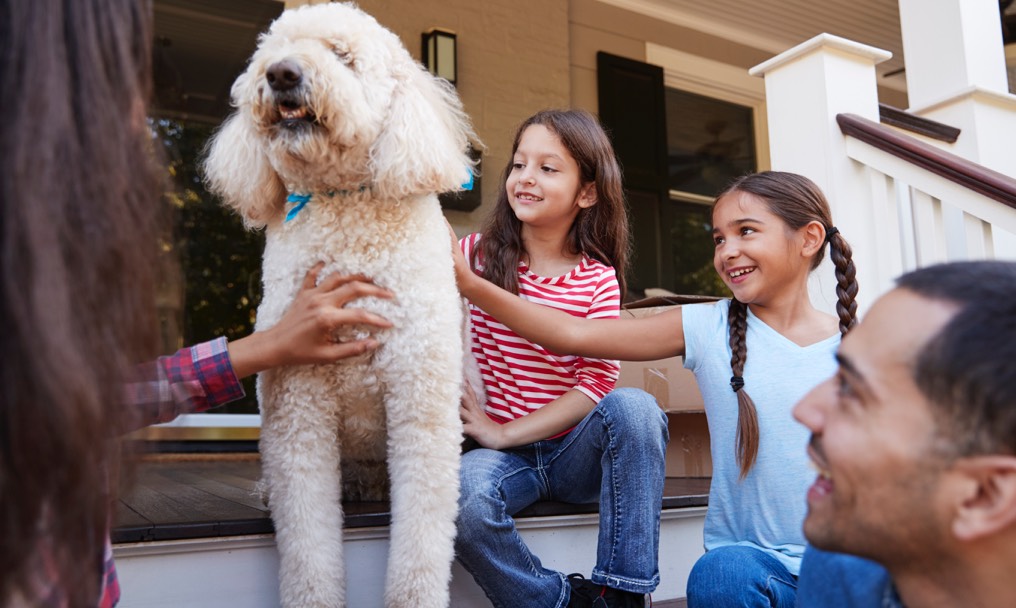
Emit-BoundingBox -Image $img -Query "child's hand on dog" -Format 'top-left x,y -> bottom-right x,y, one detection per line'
460,381 -> 507,450
446,220 -> 477,296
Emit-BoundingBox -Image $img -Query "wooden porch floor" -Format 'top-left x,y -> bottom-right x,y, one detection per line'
114,456 -> 710,544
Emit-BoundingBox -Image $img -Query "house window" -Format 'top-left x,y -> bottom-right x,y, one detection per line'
146,0 -> 284,430
666,88 -> 757,197
663,88 -> 758,296
154,118 -> 265,415
637,43 -> 767,298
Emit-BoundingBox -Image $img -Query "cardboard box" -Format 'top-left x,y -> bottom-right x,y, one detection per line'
665,411 -> 711,477
615,297 -> 717,477
616,300 -> 707,414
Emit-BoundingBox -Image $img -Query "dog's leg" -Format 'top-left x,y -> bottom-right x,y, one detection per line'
260,372 -> 347,608
380,353 -> 463,608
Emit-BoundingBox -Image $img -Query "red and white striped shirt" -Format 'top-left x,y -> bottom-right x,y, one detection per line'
460,233 -> 620,428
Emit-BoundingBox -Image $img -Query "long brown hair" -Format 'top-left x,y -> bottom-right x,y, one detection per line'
717,171 -> 858,479
0,0 -> 160,604
474,109 -> 631,299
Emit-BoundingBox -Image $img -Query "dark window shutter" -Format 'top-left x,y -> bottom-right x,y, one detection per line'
596,51 -> 668,293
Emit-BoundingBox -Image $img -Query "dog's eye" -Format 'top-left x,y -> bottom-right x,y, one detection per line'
332,47 -> 353,65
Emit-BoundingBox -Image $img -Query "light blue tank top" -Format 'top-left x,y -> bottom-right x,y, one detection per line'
682,300 -> 839,575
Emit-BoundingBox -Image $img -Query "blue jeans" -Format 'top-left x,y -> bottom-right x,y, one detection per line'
796,546 -> 899,608
455,388 -> 669,608
686,545 -> 797,608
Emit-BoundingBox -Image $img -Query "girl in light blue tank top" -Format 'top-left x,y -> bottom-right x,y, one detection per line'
452,171 -> 860,607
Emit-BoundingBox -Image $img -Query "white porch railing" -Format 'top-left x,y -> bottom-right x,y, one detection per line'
837,112 -> 1016,297
749,0 -> 1016,314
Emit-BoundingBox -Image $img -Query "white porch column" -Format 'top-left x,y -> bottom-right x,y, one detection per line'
899,0 -> 1016,177
749,34 -> 891,316
900,0 -> 1008,108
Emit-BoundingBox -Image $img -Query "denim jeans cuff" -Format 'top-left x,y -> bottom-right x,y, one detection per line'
591,569 -> 659,594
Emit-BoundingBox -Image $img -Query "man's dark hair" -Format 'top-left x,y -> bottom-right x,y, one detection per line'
896,261 -> 1016,456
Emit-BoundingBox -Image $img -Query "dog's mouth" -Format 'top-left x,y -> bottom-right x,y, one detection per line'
272,98 -> 317,130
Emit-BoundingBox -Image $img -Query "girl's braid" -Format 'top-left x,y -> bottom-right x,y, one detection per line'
727,299 -> 760,479
828,231 -> 858,335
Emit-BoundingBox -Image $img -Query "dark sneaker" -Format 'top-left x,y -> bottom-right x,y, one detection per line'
566,573 -> 647,608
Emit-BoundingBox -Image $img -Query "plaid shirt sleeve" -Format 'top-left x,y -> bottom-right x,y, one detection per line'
123,337 -> 245,430
30,339 -> 245,607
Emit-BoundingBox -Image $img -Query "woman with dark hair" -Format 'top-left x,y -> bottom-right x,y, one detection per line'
1,2 -> 163,604
0,2 -> 391,605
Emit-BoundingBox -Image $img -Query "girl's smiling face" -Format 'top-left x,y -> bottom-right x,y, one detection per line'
506,124 -> 595,232
711,190 -> 812,306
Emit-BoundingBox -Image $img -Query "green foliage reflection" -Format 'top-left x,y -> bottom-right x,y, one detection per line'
154,118 -> 264,413
668,202 -> 728,297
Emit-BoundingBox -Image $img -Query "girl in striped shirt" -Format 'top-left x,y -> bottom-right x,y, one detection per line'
454,109 -> 669,608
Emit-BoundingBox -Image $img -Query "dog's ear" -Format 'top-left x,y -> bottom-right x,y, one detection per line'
370,62 -> 481,200
202,110 -> 286,229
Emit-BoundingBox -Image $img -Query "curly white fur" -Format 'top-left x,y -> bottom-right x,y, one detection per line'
202,4 -> 478,607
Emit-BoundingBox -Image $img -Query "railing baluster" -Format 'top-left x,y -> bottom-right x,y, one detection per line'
961,212 -> 993,260
867,168 -> 905,288
910,189 -> 947,266
895,180 -> 919,273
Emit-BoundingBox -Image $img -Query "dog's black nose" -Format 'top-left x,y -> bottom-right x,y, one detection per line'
266,60 -> 303,91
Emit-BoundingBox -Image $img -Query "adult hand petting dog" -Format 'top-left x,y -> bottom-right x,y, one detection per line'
228,262 -> 393,379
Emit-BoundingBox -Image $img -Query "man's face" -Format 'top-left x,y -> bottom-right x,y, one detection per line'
793,288 -> 959,564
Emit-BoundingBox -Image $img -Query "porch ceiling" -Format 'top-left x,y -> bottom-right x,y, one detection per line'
599,0 -> 908,90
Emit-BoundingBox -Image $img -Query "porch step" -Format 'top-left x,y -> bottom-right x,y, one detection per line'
113,458 -> 708,606
114,507 -> 705,607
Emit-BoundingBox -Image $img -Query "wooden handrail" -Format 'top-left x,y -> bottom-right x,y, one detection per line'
878,103 -> 960,143
837,113 -> 1016,210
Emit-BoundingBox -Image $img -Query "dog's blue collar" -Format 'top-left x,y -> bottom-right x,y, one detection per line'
284,187 -> 369,222
284,192 -> 314,222
285,170 -> 472,222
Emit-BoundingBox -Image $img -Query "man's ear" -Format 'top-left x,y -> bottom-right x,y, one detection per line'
800,220 -> 826,258
951,456 -> 1016,541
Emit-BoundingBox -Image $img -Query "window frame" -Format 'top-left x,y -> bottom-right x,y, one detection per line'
646,42 -> 770,176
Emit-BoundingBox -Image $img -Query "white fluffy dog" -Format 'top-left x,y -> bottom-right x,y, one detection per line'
202,4 -> 477,607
